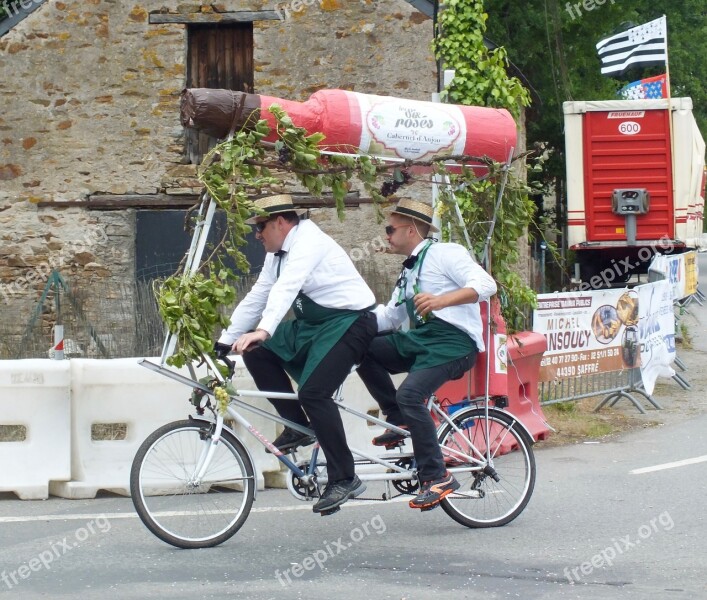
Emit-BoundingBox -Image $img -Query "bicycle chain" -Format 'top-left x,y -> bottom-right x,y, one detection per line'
354,492 -> 409,501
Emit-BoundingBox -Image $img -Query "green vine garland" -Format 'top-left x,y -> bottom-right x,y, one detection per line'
435,156 -> 548,333
156,108 -> 389,369
433,0 -> 531,117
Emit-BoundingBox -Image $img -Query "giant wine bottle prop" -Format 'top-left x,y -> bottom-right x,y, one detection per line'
180,88 -> 516,163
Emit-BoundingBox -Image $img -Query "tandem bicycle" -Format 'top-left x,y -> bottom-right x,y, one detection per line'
130,347 -> 536,549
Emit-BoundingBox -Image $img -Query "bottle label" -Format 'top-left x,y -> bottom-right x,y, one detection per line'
354,92 -> 466,160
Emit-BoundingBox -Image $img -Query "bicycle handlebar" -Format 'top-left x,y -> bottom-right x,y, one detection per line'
213,342 -> 236,377
212,338 -> 266,379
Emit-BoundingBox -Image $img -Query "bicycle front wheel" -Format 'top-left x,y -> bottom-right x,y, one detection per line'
130,418 -> 255,549
437,407 -> 535,528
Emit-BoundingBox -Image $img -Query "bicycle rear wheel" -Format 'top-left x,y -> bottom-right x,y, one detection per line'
130,418 -> 255,549
437,407 -> 535,528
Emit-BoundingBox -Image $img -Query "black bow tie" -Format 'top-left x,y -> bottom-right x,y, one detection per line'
402,254 -> 418,270
274,250 -> 287,257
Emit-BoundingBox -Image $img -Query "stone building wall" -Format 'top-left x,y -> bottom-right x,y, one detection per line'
0,0 -> 525,357
0,0 -> 439,355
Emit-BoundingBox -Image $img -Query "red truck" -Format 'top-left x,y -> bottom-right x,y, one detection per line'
563,98 -> 706,286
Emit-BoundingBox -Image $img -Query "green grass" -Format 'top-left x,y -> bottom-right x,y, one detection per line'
539,399 -> 627,445
679,322 -> 693,349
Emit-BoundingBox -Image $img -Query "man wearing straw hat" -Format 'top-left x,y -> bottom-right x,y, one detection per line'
217,194 -> 377,515
357,198 -> 497,511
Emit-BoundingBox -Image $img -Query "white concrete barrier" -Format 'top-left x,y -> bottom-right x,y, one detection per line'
220,360 -> 281,485
1,357 -> 403,499
49,358 -> 279,498
0,360 -> 71,499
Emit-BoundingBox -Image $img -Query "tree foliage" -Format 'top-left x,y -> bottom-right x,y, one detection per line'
483,0 -> 707,186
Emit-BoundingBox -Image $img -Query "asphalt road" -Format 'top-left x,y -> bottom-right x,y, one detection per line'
2,251 -> 705,600
1,408 -> 706,600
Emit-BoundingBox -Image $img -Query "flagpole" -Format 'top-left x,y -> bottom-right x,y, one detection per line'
663,14 -> 676,218
663,15 -> 671,101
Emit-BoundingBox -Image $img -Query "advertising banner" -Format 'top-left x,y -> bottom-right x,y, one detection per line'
533,289 -> 640,381
534,283 -> 676,392
637,280 -> 676,394
684,251 -> 698,296
648,251 -> 699,300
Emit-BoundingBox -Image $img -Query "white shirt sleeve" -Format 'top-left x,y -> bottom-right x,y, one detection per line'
217,257 -> 276,345
372,291 -> 408,332
442,244 -> 497,301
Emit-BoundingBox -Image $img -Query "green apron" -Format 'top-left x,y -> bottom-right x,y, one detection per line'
263,292 -> 366,387
388,241 -> 476,371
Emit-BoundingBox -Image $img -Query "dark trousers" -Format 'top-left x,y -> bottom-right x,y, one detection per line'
242,312 -> 377,482
356,336 -> 476,482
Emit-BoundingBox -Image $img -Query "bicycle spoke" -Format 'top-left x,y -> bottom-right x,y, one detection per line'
131,421 -> 255,548
437,408 -> 536,528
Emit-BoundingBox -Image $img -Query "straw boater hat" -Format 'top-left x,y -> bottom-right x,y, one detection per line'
245,194 -> 306,225
390,198 -> 440,233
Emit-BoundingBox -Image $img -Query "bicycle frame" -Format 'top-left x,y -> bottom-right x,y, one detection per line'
139,355 -> 502,497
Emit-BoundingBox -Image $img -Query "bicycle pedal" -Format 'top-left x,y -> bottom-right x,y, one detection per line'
318,506 -> 341,517
419,504 -> 440,512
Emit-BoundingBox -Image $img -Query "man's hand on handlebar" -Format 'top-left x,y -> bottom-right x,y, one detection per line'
232,329 -> 269,355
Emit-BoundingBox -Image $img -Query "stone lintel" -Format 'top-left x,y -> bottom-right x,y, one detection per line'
148,11 -> 281,25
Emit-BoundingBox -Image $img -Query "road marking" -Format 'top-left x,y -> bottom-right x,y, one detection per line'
630,454 -> 707,475
0,497 -> 408,524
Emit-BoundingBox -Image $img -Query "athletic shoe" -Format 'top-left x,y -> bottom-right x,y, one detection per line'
409,472 -> 459,510
372,426 -> 409,447
265,426 -> 316,454
312,476 -> 366,513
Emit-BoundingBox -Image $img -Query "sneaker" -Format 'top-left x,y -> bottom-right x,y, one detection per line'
266,426 -> 316,454
372,425 -> 409,447
409,472 -> 460,510
312,476 -> 366,513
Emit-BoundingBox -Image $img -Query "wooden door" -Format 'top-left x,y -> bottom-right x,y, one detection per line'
186,23 -> 254,164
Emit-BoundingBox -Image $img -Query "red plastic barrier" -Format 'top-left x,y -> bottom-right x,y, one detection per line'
504,331 -> 551,442
435,301 -> 505,405
435,303 -> 551,443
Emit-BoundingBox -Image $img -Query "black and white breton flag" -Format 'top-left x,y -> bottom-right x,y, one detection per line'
596,16 -> 667,76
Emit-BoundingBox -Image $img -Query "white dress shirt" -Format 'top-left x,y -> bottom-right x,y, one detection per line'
218,219 -> 376,344
373,240 -> 497,352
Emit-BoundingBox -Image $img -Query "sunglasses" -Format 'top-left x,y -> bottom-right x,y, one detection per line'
394,274 -> 408,306
254,218 -> 274,233
385,224 -> 409,235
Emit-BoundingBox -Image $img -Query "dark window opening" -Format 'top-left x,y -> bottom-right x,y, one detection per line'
135,210 -> 265,282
